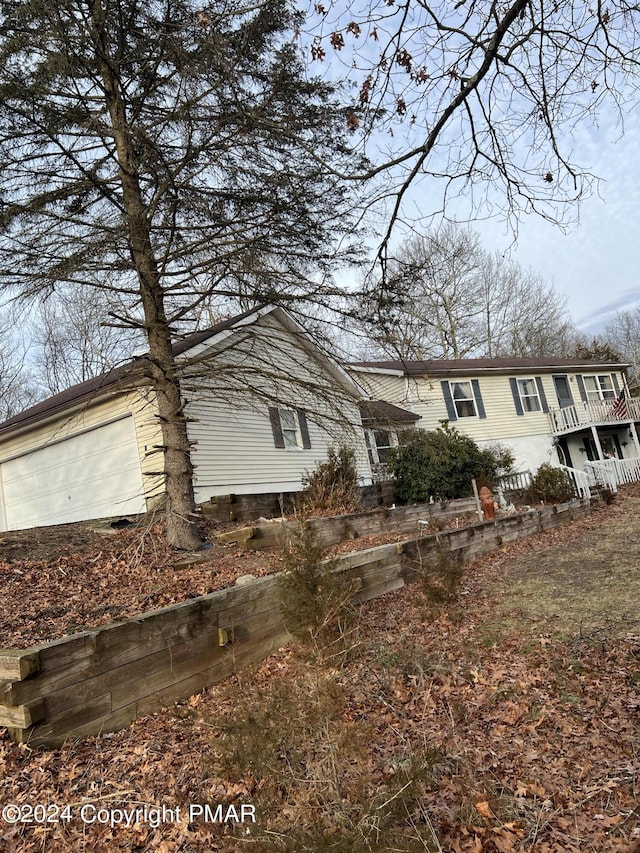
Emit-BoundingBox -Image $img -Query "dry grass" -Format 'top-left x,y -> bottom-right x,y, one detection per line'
480,494 -> 640,642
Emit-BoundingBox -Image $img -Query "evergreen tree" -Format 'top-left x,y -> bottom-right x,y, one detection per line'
0,0 -> 365,548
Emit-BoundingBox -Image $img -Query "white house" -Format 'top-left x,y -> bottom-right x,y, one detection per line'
0,306 -> 378,531
349,357 -> 640,476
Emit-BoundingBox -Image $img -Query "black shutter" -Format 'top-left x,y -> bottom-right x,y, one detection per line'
509,378 -> 524,416
297,409 -> 311,449
576,375 -> 587,403
441,381 -> 457,421
612,374 -> 620,394
471,379 -> 486,419
269,407 -> 285,448
535,377 -> 549,413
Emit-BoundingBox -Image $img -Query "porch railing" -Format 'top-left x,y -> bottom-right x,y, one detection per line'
583,460 -> 619,493
559,464 -> 595,499
584,456 -> 640,492
548,396 -> 640,434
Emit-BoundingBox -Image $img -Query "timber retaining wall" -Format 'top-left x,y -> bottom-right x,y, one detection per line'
215,497 -> 480,551
200,481 -> 398,523
0,499 -> 590,747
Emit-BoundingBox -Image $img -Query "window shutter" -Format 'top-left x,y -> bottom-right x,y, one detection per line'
509,378 -> 524,416
297,409 -> 311,449
471,379 -> 486,419
269,407 -> 285,448
576,375 -> 587,403
441,381 -> 457,421
534,377 -> 549,413
612,374 -> 620,394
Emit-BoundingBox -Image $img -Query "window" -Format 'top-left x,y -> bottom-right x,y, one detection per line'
365,429 -> 394,465
583,375 -> 616,402
450,381 -> 477,418
442,379 -> 486,420
279,409 -> 300,448
268,407 -> 311,450
510,376 -> 548,416
516,378 -> 541,412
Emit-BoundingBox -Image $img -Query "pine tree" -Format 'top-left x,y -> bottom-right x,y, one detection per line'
0,0 -> 365,548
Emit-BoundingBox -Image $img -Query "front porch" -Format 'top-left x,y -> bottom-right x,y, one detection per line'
549,397 -> 640,465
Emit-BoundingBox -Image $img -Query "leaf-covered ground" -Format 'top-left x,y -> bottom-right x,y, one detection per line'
0,509 -> 479,648
2,490 -> 640,851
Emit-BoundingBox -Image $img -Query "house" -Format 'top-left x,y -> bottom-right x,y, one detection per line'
0,306 -> 378,532
349,357 -> 640,476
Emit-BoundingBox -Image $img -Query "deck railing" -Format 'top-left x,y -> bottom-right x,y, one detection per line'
548,396 -> 640,434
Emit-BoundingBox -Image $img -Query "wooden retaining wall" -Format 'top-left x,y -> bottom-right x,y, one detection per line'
216,497 -> 480,551
200,481 -> 397,523
0,499 -> 590,747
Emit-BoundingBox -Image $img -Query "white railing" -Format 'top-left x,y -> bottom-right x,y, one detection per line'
583,460 -> 620,493
497,471 -> 532,492
548,396 -> 640,433
609,456 -> 640,483
584,456 -> 640,491
559,464 -> 596,499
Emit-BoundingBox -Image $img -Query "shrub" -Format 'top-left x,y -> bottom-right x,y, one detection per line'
390,425 -> 510,503
301,444 -> 360,514
278,520 -> 358,663
528,463 -> 576,503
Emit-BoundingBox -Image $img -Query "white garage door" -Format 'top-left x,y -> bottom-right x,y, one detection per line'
0,416 -> 146,531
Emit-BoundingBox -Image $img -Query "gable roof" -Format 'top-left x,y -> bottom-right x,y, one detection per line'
0,305 -> 360,441
350,357 -> 629,377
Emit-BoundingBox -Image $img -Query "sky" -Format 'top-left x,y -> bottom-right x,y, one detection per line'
363,103 -> 640,339
309,0 -> 640,340
470,107 -> 640,335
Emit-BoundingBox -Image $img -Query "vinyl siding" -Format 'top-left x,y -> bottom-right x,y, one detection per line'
184,313 -> 372,500
350,367 -> 629,466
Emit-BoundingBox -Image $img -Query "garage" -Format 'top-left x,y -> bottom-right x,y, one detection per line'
0,415 -> 146,531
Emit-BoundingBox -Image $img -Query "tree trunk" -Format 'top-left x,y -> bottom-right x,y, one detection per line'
94,23 -> 202,550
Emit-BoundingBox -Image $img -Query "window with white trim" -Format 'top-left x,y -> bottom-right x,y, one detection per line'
268,407 -> 311,450
583,375 -> 616,402
451,381 -> 477,418
365,429 -> 394,465
279,409 -> 300,448
516,378 -> 541,413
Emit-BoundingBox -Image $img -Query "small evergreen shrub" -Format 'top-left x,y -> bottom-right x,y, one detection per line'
390,425 -> 512,503
301,444 -> 360,514
278,520 -> 358,663
528,463 -> 576,503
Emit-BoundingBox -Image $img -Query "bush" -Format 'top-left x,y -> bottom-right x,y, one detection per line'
278,520 -> 358,663
390,425 -> 511,504
301,445 -> 360,514
528,463 -> 576,503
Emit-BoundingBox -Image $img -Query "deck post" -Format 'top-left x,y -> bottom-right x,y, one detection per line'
590,426 -> 604,460
628,420 -> 640,458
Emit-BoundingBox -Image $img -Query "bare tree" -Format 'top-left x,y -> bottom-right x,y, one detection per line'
0,308 -> 39,419
0,0 -> 366,548
601,310 -> 640,389
31,286 -> 144,395
305,0 -> 640,261
358,224 -> 574,359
